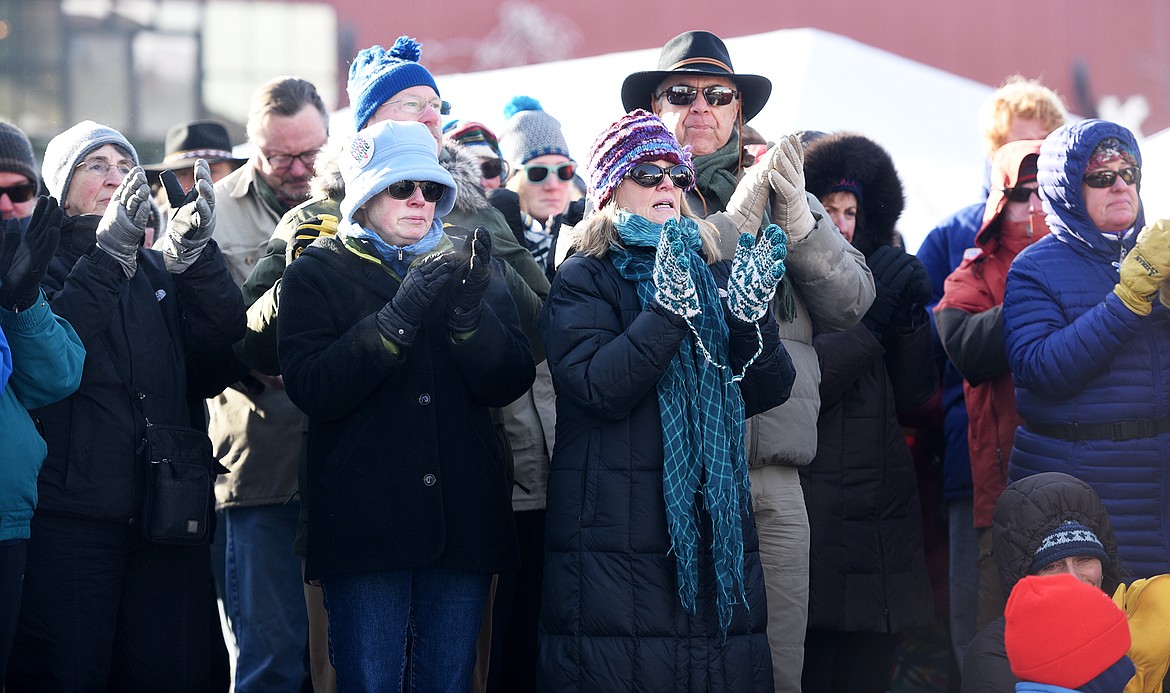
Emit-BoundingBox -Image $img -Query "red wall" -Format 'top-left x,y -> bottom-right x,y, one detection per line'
318,0 -> 1170,134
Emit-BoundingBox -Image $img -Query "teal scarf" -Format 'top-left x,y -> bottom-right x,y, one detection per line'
609,210 -> 750,632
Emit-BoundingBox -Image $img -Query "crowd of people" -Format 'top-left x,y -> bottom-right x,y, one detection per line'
2,26 -> 1169,693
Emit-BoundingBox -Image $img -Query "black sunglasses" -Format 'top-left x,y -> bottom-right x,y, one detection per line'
480,158 -> 509,181
0,183 -> 36,203
524,161 -> 575,184
625,163 -> 695,190
386,180 -> 445,202
655,85 -> 739,107
1083,166 -> 1141,189
1003,185 -> 1039,203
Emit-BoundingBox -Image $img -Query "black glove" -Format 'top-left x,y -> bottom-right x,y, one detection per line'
375,254 -> 456,348
891,254 -> 931,331
448,227 -> 492,334
0,196 -> 63,311
862,245 -> 917,341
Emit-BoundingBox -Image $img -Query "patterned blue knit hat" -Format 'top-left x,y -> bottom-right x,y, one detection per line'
1030,520 -> 1110,573
498,96 -> 570,168
586,109 -> 692,209
348,37 -> 439,132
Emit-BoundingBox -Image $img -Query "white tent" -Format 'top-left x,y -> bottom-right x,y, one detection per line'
1139,127 -> 1170,223
433,28 -> 995,252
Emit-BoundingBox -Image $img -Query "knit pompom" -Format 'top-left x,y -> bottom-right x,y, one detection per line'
388,36 -> 422,62
504,95 -> 543,120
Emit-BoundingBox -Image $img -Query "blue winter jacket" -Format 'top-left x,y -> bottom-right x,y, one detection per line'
0,293 -> 85,542
1003,119 -> 1170,578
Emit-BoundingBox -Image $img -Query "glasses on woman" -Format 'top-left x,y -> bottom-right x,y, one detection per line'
624,163 -> 696,190
74,159 -> 133,179
480,158 -> 509,181
1083,166 -> 1141,189
654,85 -> 739,107
524,161 -> 575,184
262,148 -> 320,170
1003,185 -> 1040,203
0,183 -> 36,203
386,180 -> 445,202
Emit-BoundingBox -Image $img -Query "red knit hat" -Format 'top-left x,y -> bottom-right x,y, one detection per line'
1005,573 -> 1131,688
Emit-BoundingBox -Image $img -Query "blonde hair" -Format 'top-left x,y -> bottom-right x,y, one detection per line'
978,75 -> 1068,156
573,201 -> 723,263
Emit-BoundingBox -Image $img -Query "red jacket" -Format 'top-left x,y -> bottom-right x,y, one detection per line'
934,140 -> 1049,527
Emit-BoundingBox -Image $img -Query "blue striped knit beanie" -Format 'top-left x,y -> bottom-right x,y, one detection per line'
498,96 -> 570,169
348,37 -> 439,132
586,109 -> 692,209
1030,520 -> 1110,573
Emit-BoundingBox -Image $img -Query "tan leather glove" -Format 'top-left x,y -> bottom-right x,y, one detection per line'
717,146 -> 774,238
768,134 -> 815,242
1113,575 -> 1170,693
1114,219 -> 1170,316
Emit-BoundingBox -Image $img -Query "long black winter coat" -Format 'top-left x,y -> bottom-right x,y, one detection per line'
33,215 -> 245,520
279,234 -> 534,580
961,472 -> 1122,693
537,252 -> 795,692
801,318 -> 936,633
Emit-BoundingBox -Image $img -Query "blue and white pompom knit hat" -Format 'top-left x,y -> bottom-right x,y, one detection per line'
347,36 -> 440,132
338,119 -> 457,227
497,95 -> 571,169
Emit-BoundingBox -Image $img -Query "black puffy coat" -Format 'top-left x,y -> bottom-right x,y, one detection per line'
801,317 -> 936,633
537,252 -> 795,692
961,472 -> 1122,693
279,234 -> 534,580
33,215 -> 245,520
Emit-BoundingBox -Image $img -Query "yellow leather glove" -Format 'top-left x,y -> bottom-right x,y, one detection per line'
286,213 -> 339,265
1114,219 -> 1170,316
1113,574 -> 1170,693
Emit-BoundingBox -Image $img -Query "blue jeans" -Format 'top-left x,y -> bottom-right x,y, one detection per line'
223,503 -> 307,692
323,567 -> 491,692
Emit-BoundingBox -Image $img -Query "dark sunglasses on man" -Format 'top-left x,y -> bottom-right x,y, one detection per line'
0,183 -> 36,203
624,163 -> 696,190
386,180 -> 445,203
655,84 -> 739,108
1003,185 -> 1040,203
523,161 -> 576,185
1083,166 -> 1141,189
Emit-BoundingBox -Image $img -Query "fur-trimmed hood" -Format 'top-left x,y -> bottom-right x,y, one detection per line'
802,132 -> 905,257
309,141 -> 346,200
440,142 -> 491,214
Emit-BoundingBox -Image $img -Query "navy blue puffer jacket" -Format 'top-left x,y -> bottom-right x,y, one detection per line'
1003,119 -> 1170,579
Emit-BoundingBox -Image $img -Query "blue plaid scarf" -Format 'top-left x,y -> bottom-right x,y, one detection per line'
609,211 -> 751,631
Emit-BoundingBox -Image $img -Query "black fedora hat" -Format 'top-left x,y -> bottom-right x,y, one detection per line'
621,30 -> 772,123
144,120 -> 245,173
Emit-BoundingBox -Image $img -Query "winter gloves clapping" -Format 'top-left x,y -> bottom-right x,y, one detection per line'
96,166 -> 150,278
157,160 -> 216,274
375,227 -> 495,351
721,134 -> 816,243
1115,219 -> 1170,316
0,196 -> 63,312
652,219 -> 701,319
863,245 -> 931,344
727,224 -> 788,324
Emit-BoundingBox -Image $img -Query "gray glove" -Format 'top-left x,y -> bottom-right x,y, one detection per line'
718,147 -> 774,237
95,166 -> 150,278
157,159 -> 216,274
768,135 -> 815,242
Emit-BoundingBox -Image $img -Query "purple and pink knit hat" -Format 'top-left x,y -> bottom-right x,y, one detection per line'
586,109 -> 693,209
